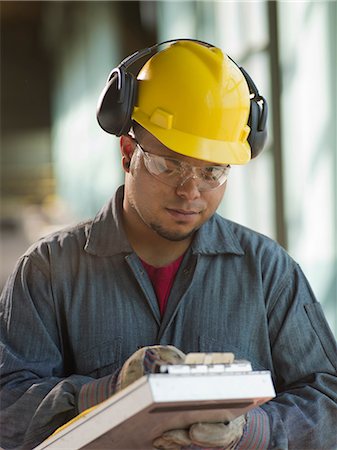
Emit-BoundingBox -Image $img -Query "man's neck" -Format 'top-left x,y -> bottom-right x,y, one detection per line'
122,209 -> 193,268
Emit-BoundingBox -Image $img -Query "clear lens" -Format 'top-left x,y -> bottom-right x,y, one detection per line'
136,144 -> 230,191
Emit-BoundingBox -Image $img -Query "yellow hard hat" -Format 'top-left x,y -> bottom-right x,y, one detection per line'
132,41 -> 251,165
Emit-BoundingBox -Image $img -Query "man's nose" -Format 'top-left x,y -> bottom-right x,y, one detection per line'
175,175 -> 202,199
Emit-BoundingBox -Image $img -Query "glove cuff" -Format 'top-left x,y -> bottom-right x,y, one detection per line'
77,369 -> 120,413
236,407 -> 270,450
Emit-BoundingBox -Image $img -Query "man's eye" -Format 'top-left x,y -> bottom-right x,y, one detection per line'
201,167 -> 222,180
156,158 -> 181,174
151,159 -> 178,175
158,162 -> 173,174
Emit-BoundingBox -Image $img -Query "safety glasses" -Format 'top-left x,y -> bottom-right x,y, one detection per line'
134,143 -> 230,192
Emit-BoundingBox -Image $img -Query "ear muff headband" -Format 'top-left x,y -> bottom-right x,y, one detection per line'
96,38 -> 268,159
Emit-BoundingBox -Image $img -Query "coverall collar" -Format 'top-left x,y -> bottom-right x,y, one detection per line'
84,185 -> 244,258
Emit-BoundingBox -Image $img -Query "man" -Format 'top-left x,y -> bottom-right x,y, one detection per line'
1,40 -> 336,450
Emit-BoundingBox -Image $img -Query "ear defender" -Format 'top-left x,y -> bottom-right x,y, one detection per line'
96,68 -> 138,137
96,39 -> 268,161
238,65 -> 268,159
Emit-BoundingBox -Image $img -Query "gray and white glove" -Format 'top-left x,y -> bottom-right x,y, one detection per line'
77,345 -> 185,413
153,415 -> 246,449
116,345 -> 186,392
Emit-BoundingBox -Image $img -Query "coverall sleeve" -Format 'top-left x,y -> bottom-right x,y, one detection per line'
261,263 -> 337,449
0,255 -> 94,449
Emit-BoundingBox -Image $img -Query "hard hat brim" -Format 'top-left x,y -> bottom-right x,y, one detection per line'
133,109 -> 251,165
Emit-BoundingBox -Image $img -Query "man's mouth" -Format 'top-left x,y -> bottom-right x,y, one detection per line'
166,208 -> 200,220
169,208 -> 198,215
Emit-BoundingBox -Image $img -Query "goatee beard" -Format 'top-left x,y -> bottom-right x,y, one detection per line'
150,222 -> 197,242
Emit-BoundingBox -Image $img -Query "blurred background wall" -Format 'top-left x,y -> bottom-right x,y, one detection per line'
1,0 -> 336,336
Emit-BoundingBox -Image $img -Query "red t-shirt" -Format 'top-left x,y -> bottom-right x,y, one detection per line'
141,255 -> 184,316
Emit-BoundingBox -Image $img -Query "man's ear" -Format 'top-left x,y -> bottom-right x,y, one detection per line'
120,135 -> 135,172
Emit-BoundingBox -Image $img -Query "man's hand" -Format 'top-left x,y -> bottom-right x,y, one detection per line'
153,415 -> 246,450
116,345 -> 186,392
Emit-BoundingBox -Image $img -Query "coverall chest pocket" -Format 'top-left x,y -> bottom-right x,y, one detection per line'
75,337 -> 122,377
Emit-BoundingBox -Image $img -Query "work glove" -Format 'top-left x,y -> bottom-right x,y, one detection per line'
116,345 -> 186,392
77,345 -> 185,415
152,415 -> 246,450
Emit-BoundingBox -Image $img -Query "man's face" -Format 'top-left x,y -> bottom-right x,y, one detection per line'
122,130 -> 227,242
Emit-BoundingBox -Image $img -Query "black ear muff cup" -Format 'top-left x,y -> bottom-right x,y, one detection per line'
248,99 -> 259,158
237,64 -> 268,159
97,71 -> 137,136
248,97 -> 268,159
